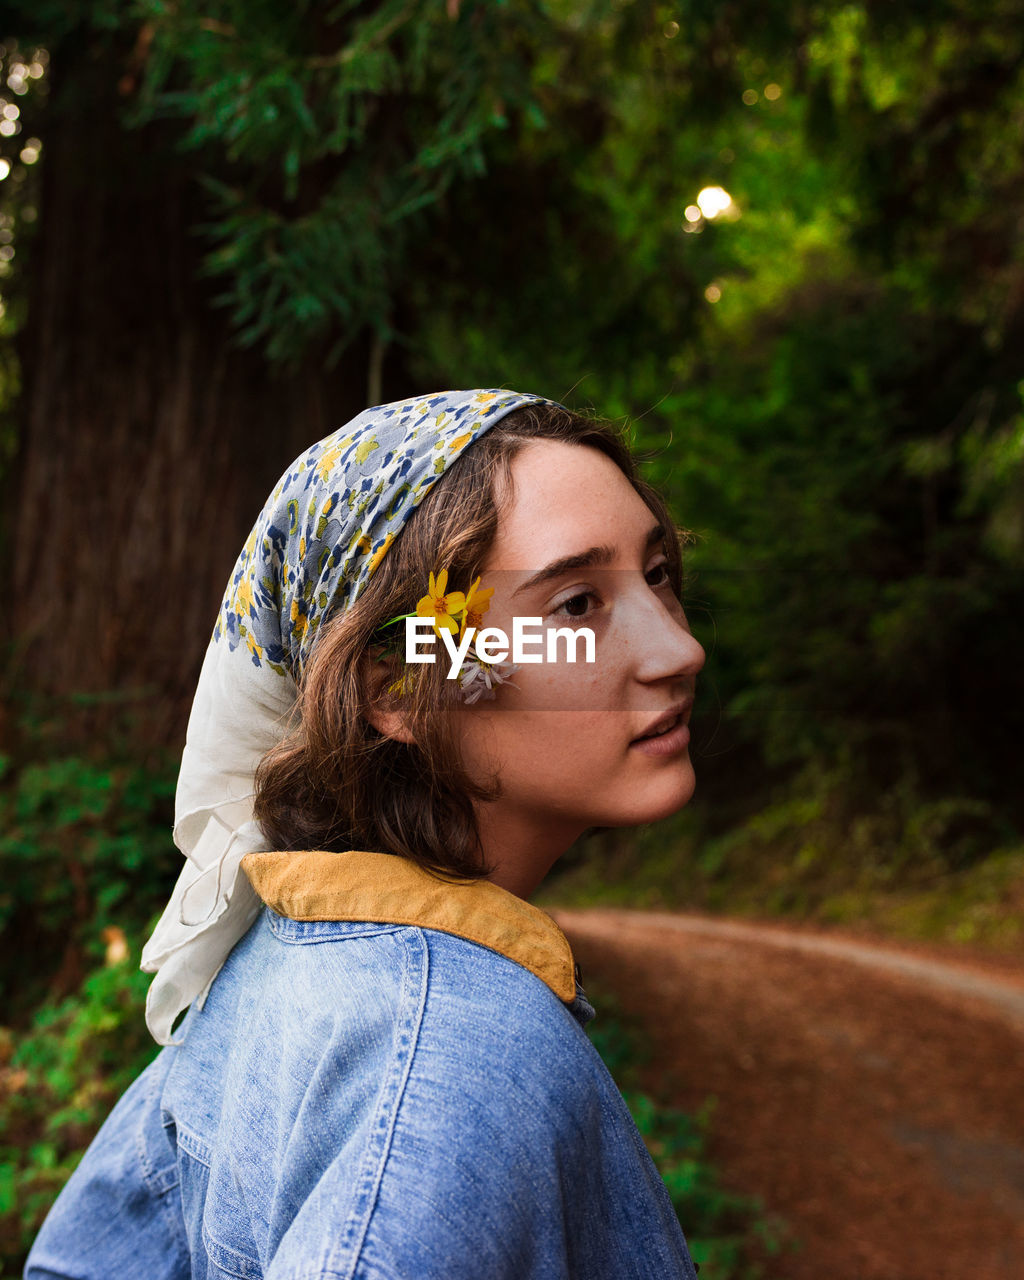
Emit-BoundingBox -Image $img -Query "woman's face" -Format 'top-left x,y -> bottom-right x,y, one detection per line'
451,439 -> 706,881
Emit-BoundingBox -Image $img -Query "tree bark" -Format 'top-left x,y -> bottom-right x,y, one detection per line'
9,36 -> 404,747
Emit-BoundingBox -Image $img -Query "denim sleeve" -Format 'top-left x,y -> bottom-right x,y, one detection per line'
23,1051 -> 190,1280
264,929 -> 698,1280
347,1031 -> 698,1280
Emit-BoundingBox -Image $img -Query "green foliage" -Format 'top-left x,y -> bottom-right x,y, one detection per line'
2,3 -> 1016,867
5,0 -> 557,364
0,719 -> 179,1273
544,792 -> 1024,957
586,982 -> 793,1278
0,942 -> 157,1273
2,4 -> 1022,1270
0,746 -> 177,1021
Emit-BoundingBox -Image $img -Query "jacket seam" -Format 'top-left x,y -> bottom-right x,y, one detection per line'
131,1060 -> 191,1265
267,909 -> 408,945
134,1061 -> 179,1197
174,1119 -> 213,1167
326,926 -> 430,1280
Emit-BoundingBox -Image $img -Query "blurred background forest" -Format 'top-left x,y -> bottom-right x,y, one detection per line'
1,1 -> 1022,1274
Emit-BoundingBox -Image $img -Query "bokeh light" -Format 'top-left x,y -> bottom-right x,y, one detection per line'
696,186 -> 735,219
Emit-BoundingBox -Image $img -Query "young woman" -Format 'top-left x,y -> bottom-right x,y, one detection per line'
26,389 -> 705,1279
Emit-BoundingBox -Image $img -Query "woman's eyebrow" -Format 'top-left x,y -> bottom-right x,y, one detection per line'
512,523 -> 665,597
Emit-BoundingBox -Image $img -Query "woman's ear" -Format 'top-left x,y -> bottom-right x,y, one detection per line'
359,651 -> 418,745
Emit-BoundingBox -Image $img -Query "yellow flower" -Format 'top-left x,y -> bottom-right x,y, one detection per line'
387,669 -> 418,698
416,568 -> 466,635
448,431 -> 472,451
460,576 -> 495,638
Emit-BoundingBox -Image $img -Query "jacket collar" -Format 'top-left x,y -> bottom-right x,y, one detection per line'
241,849 -> 579,1004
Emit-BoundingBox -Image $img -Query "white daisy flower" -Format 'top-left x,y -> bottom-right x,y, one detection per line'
458,653 -> 520,704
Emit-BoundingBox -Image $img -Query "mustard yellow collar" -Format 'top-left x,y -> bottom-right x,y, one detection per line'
241,849 -> 578,1004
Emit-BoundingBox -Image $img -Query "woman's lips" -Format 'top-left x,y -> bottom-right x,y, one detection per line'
628,716 -> 691,756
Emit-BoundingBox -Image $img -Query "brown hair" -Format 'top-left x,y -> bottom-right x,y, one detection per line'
253,403 -> 690,879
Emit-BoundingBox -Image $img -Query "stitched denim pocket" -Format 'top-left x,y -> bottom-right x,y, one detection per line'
175,1140 -> 264,1280
201,1221 -> 266,1280
177,1132 -> 265,1280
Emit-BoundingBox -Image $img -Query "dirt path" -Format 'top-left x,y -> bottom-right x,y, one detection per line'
551,908 -> 1024,1280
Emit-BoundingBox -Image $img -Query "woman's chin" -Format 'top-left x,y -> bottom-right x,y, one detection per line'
608,760 -> 697,828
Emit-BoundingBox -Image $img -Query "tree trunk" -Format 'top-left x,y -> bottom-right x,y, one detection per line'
9,36 -> 404,747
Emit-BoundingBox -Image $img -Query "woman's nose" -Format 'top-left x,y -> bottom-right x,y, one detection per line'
629,593 -> 705,683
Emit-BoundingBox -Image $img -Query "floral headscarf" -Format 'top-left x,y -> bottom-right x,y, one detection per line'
141,389 -> 560,1045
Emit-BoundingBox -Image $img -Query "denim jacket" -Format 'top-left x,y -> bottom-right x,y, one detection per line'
26,850 -> 700,1279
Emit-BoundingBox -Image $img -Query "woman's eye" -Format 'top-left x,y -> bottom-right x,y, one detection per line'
553,591 -> 597,620
645,562 -> 671,589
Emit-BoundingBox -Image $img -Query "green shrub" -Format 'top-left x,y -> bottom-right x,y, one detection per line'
586,983 -> 793,1278
0,731 -> 176,1274
0,751 -> 177,1021
0,941 -> 158,1274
